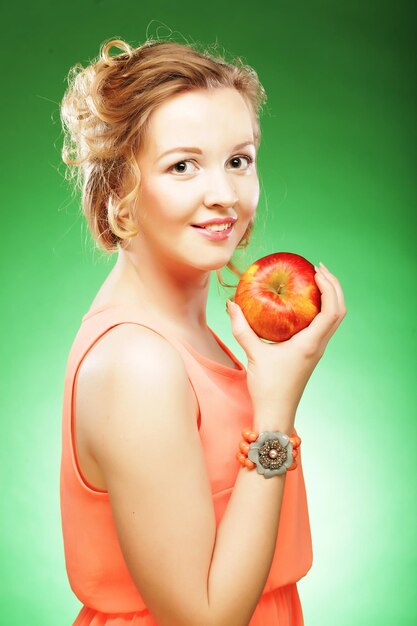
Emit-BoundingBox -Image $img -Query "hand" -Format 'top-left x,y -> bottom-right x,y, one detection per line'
227,262 -> 347,420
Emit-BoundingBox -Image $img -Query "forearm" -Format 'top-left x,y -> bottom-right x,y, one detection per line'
206,411 -> 295,626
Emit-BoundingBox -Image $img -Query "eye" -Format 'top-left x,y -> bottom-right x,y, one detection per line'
168,154 -> 255,176
228,155 -> 255,170
168,160 -> 198,175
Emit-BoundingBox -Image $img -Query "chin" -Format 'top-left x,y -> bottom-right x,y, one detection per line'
193,253 -> 234,273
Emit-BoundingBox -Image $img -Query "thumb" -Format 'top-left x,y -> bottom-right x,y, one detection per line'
226,299 -> 258,358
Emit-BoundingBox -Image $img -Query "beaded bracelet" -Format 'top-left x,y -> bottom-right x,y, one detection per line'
236,427 -> 301,478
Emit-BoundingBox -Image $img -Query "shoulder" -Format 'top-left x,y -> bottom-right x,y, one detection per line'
75,323 -> 198,453
80,322 -> 187,375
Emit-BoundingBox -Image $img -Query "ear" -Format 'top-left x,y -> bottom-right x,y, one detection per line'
116,202 -> 131,221
117,162 -> 142,219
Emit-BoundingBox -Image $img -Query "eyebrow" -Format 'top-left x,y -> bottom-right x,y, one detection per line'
156,140 -> 255,162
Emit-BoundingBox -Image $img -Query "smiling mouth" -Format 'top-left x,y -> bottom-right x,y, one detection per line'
191,222 -> 234,232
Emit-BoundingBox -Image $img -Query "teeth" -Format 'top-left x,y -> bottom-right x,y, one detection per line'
203,222 -> 233,232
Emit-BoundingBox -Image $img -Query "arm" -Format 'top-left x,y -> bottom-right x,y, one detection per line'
75,263 -> 346,626
77,324 -> 294,626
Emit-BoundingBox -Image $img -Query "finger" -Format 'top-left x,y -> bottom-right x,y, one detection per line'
317,263 -> 347,316
227,300 -> 260,359
306,267 -> 341,341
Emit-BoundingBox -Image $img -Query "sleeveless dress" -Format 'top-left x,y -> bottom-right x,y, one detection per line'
60,303 -> 313,626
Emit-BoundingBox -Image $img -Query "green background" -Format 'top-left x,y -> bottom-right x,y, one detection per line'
1,0 -> 416,624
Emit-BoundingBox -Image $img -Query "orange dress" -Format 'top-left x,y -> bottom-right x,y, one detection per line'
60,303 -> 313,625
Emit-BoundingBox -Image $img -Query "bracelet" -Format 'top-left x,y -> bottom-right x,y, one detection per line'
236,427 -> 301,479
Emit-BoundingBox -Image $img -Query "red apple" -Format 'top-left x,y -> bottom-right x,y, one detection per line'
233,252 -> 321,342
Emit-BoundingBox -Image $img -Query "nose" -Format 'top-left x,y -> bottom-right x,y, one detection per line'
203,169 -> 239,208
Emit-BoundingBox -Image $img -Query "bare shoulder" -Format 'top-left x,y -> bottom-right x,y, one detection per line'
76,323 -> 199,451
78,322 -> 188,377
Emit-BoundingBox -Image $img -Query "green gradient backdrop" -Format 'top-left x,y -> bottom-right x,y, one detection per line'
1,1 -> 415,624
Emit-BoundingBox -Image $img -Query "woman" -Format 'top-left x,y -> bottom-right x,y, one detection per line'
59,37 -> 346,626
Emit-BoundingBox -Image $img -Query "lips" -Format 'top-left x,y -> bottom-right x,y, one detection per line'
192,217 -> 237,228
192,222 -> 234,240
193,222 -> 233,233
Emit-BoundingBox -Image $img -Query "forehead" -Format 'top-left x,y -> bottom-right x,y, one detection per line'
142,88 -> 255,154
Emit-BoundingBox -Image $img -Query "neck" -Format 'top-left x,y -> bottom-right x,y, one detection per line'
112,246 -> 212,332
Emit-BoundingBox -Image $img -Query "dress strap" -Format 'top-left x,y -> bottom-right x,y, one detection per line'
80,303 -> 246,376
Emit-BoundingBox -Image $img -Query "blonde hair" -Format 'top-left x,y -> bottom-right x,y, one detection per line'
60,36 -> 267,286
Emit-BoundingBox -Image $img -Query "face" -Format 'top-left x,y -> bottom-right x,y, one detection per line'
128,87 -> 260,275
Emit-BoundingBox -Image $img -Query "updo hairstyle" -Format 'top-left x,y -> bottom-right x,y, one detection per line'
60,36 -> 267,284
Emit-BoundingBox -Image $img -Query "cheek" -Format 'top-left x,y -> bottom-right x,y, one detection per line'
137,177 -> 177,223
240,177 -> 260,217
